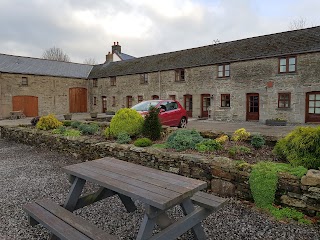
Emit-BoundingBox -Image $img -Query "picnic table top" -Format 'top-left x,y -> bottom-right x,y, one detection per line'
63,157 -> 207,210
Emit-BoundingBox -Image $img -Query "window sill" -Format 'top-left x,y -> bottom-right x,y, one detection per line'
276,108 -> 292,111
216,77 -> 230,80
276,72 -> 297,76
219,107 -> 231,109
140,83 -> 148,85
174,80 -> 186,83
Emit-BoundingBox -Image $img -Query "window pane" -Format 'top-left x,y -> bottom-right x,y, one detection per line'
309,94 -> 315,100
225,70 -> 230,77
280,66 -> 286,72
280,59 -> 286,65
310,101 -> 315,107
316,101 -> 320,107
218,71 -> 223,77
316,108 -> 320,114
279,102 -> 284,108
289,57 -> 296,64
225,65 -> 230,70
309,108 -> 315,113
316,94 -> 320,100
289,65 -> 295,72
218,66 -> 223,71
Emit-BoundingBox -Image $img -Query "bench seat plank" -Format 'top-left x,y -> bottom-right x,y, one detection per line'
191,192 -> 227,210
24,199 -> 117,240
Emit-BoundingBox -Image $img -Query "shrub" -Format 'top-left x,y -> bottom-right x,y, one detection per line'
216,135 -> 229,144
63,120 -> 72,127
232,128 -> 250,142
228,146 -> 251,157
166,129 -> 203,151
36,114 -> 62,130
142,106 -> 162,140
79,123 -> 99,135
63,129 -> 81,137
195,139 -> 222,152
104,127 -> 112,139
251,134 -> 266,149
106,108 -> 144,137
273,126 -> 320,169
31,116 -> 40,126
116,132 -> 131,144
134,138 -> 153,147
51,126 -> 66,134
71,121 -> 81,129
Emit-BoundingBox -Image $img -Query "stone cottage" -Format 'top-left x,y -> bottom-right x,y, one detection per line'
1,27 -> 320,123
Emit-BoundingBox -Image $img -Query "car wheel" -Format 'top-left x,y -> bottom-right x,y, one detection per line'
178,117 -> 187,128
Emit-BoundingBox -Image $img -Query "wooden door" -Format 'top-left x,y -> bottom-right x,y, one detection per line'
69,88 -> 87,113
126,96 -> 133,108
102,96 -> 107,113
201,94 -> 211,118
184,94 -> 193,117
306,92 -> 320,122
12,96 -> 38,117
246,93 -> 259,121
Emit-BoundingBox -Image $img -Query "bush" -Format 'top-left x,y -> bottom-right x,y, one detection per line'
142,106 -> 162,140
134,138 -> 153,147
71,121 -> 81,129
232,128 -> 250,142
63,120 -> 72,127
195,139 -> 222,152
31,116 -> 40,126
51,126 -> 66,134
36,114 -> 62,130
251,134 -> 266,149
63,129 -> 81,137
216,135 -> 229,144
106,108 -> 144,137
228,146 -> 251,157
79,123 -> 99,135
116,132 -> 131,144
273,126 -> 320,169
166,129 -> 203,151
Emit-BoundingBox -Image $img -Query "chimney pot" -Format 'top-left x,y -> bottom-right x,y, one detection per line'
114,42 -> 116,45
117,41 -> 119,45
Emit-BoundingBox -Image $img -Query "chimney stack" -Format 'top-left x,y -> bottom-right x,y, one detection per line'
112,41 -> 121,54
106,51 -> 113,62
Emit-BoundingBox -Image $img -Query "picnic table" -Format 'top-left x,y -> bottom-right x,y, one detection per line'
24,157 -> 227,240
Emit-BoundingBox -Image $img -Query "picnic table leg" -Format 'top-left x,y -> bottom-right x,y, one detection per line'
117,193 -> 137,212
180,198 -> 207,240
63,177 -> 86,212
136,213 -> 156,240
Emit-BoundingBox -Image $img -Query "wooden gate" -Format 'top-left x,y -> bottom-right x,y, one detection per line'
246,93 -> 259,121
12,96 -> 38,117
306,92 -> 320,122
69,88 -> 87,113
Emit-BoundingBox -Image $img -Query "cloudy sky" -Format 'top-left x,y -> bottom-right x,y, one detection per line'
1,0 -> 320,64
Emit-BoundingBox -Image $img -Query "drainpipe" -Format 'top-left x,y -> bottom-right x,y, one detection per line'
158,71 -> 161,99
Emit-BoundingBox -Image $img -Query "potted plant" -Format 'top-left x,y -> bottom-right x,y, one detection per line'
90,112 -> 98,118
63,113 -> 72,120
265,118 -> 287,126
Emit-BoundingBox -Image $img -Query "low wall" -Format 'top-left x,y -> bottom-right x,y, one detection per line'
0,126 -> 319,216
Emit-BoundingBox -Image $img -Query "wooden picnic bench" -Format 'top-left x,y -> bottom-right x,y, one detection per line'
24,157 -> 227,240
10,110 -> 26,120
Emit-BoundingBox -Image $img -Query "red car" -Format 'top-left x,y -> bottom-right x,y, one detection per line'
131,100 -> 188,128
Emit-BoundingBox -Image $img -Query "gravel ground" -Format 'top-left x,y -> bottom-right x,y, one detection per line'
0,139 -> 319,240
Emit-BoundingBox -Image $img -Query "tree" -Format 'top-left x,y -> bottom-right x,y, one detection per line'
289,17 -> 307,30
42,46 -> 71,62
83,58 -> 97,65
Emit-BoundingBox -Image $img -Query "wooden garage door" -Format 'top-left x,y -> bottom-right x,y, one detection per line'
69,88 -> 87,113
12,96 -> 38,117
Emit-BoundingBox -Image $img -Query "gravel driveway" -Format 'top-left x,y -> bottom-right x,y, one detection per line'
0,139 -> 319,240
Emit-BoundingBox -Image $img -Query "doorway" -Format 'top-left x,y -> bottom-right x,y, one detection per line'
102,96 -> 107,113
201,94 -> 211,118
306,92 -> 320,122
246,93 -> 259,121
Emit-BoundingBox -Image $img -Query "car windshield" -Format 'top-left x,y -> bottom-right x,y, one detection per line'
132,101 -> 160,111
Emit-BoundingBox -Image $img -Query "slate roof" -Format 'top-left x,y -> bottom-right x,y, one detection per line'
0,54 -> 93,79
89,26 -> 320,79
115,52 -> 135,61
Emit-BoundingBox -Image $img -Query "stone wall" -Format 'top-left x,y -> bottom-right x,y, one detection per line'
0,126 -> 319,216
0,73 -> 88,118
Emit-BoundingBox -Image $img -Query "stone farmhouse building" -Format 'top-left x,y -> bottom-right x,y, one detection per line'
1,27 -> 320,123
